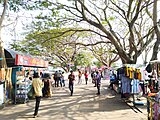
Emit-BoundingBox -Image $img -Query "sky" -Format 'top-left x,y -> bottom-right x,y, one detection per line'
1,9 -> 38,47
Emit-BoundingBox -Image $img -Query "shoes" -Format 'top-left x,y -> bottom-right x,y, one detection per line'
33,114 -> 38,118
33,115 -> 37,118
96,93 -> 100,95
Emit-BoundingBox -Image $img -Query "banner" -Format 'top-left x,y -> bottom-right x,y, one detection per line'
15,54 -> 48,68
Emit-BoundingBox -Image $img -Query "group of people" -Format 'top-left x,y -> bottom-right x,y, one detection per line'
68,69 -> 102,96
78,69 -> 89,85
31,69 -> 103,118
53,70 -> 65,87
27,71 -> 53,118
91,70 -> 102,95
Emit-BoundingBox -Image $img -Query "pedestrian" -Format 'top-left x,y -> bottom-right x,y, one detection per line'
54,71 -> 58,87
96,70 -> 101,95
32,72 -> 44,118
78,69 -> 82,84
57,70 -> 62,87
109,71 -> 117,90
40,72 -> 43,79
84,70 -> 89,85
68,70 -> 75,96
61,71 -> 65,87
42,73 -> 52,97
91,71 -> 97,87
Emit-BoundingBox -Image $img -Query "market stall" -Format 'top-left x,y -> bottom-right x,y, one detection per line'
4,49 -> 48,104
111,64 -> 148,106
146,60 -> 160,120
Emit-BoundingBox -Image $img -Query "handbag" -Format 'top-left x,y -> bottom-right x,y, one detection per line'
28,86 -> 35,98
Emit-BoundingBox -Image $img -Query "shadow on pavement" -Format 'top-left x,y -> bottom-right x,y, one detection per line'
0,81 -> 146,120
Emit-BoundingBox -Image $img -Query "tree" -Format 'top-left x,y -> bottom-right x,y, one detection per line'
90,41 -> 119,67
11,28 -> 90,71
34,0 -> 155,64
0,0 -> 8,68
74,51 -> 94,69
93,61 -> 103,69
9,0 -> 159,65
150,0 -> 160,61
0,0 -> 31,68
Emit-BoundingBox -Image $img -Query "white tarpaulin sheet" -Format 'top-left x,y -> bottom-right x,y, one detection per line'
0,84 -> 4,105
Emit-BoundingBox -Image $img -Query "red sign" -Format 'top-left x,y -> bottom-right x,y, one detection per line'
15,54 -> 48,68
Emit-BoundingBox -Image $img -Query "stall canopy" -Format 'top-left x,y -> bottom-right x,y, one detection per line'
4,49 -> 48,68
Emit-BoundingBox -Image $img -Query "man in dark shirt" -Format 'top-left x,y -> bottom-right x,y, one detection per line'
68,70 -> 75,96
54,71 -> 58,87
96,71 -> 101,95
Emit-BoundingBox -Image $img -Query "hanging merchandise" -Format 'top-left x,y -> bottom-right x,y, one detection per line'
121,76 -> 131,94
15,70 -> 32,104
131,79 -> 140,94
147,60 -> 160,120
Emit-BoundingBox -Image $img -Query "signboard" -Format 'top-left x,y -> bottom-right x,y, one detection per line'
15,54 -> 48,68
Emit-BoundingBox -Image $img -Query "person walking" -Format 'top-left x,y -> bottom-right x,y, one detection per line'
91,71 -> 97,87
61,71 -> 65,87
84,70 -> 89,85
78,69 -> 82,84
54,71 -> 58,87
32,72 -> 44,118
68,70 -> 75,96
57,70 -> 62,87
96,70 -> 101,95
109,71 -> 117,90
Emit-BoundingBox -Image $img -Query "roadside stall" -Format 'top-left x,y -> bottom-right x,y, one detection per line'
4,49 -> 48,104
146,60 -> 160,120
113,64 -> 148,106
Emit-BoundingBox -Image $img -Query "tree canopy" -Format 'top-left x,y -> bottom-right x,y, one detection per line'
3,0 -> 160,69
17,0 -> 160,64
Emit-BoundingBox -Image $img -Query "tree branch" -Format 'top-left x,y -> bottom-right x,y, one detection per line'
0,0 -> 8,27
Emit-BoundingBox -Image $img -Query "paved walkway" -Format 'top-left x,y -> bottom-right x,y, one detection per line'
0,79 -> 147,120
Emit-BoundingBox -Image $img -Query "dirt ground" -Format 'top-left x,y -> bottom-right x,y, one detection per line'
0,78 -> 147,120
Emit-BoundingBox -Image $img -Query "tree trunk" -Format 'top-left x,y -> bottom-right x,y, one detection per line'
150,0 -> 160,61
0,0 -> 7,68
0,28 -> 7,69
151,35 -> 160,60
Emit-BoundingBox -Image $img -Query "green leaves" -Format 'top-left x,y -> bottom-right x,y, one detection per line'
108,16 -> 115,21
102,21 -> 108,25
101,17 -> 115,25
40,1 -> 52,8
